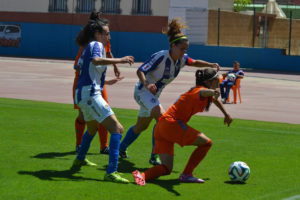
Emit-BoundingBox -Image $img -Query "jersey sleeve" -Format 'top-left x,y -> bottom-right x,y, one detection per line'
183,54 -> 194,66
91,42 -> 104,59
139,51 -> 164,74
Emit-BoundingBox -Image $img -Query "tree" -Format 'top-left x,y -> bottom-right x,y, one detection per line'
234,0 -> 252,12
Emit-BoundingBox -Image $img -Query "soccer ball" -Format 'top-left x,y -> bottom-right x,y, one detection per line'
228,161 -> 250,182
227,73 -> 236,82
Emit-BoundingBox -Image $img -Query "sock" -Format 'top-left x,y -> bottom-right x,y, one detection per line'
119,126 -> 139,151
142,164 -> 170,181
182,140 -> 212,175
107,133 -> 122,174
76,131 -> 94,161
75,117 -> 85,146
98,123 -> 108,150
151,124 -> 156,158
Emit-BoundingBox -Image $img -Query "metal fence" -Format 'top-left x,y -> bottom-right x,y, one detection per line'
209,5 -> 300,56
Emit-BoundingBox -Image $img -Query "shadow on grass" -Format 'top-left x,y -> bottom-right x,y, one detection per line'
147,179 -> 181,196
18,168 -> 102,182
224,180 -> 246,185
31,151 -> 98,159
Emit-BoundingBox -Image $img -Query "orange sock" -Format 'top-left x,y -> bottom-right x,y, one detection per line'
75,117 -> 85,146
182,140 -> 212,175
142,164 -> 170,181
98,123 -> 108,149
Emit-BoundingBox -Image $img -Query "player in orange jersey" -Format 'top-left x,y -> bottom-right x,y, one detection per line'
132,68 -> 232,185
73,11 -> 122,154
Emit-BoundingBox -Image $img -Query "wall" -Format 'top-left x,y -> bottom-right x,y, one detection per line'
0,0 -> 48,12
207,10 -> 300,55
0,12 -> 299,72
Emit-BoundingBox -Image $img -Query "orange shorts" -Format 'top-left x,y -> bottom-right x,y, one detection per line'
153,117 -> 201,156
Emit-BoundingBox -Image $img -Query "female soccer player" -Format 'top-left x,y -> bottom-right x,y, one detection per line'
132,68 -> 232,185
71,20 -> 134,183
119,18 -> 220,165
73,12 -> 122,154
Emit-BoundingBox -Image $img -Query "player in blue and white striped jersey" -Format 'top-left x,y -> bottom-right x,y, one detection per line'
119,18 -> 220,165
71,19 -> 134,183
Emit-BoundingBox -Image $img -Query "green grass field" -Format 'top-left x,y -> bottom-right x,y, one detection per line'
0,98 -> 299,200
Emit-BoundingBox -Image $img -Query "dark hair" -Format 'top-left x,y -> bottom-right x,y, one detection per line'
163,18 -> 188,46
89,11 -> 109,25
75,20 -> 105,47
195,68 -> 218,111
195,68 -> 218,86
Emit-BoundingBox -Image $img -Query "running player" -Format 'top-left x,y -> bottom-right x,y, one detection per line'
73,12 -> 122,154
71,20 -> 134,183
132,68 -> 232,185
119,18 -> 220,165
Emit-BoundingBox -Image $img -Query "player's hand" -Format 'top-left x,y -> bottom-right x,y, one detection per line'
211,63 -> 220,71
113,65 -> 121,77
120,56 -> 134,65
146,83 -> 157,95
224,114 -> 233,127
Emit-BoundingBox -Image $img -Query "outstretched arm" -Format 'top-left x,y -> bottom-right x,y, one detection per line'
190,59 -> 220,71
92,56 -> 134,66
213,99 -> 233,127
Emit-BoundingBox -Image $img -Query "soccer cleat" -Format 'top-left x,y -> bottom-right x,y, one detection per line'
75,145 -> 81,153
104,172 -> 129,184
149,154 -> 161,166
132,170 -> 146,186
70,158 -> 97,170
119,150 -> 130,158
100,147 -> 109,154
179,174 -> 205,183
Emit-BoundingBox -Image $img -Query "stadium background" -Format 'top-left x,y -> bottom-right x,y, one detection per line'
0,0 -> 300,71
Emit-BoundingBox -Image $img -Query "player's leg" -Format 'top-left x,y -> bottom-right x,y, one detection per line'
101,114 -> 129,183
119,116 -> 152,158
75,109 -> 85,152
71,119 -> 98,170
149,104 -> 165,165
180,132 -> 212,183
98,85 -> 109,154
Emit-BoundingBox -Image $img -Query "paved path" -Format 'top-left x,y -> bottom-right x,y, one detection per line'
0,57 -> 299,124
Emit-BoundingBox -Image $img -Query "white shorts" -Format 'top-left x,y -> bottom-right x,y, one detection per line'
78,93 -> 114,123
134,87 -> 160,117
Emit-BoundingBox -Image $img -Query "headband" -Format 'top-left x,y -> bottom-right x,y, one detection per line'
170,36 -> 188,44
207,73 -> 218,81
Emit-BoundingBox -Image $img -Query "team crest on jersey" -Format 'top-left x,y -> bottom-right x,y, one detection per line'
151,98 -> 156,103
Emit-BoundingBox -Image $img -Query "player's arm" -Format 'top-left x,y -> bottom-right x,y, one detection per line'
107,51 -> 121,78
105,76 -> 124,85
213,99 -> 233,127
187,56 -> 220,71
137,69 -> 157,94
92,56 -> 134,66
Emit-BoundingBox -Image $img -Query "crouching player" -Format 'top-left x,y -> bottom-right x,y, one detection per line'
132,68 -> 232,185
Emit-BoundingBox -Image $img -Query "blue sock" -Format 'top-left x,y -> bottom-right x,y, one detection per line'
151,124 -> 157,158
107,133 -> 122,174
77,131 -> 94,161
119,126 -> 139,151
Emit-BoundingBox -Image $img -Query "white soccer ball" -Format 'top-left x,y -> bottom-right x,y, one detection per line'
227,73 -> 236,82
228,161 -> 250,182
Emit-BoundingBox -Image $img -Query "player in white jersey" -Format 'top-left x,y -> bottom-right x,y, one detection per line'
71,19 -> 134,183
119,18 -> 220,165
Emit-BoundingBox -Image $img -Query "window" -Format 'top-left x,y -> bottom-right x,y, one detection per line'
48,0 -> 68,12
132,0 -> 152,15
76,0 -> 95,13
101,0 -> 121,14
